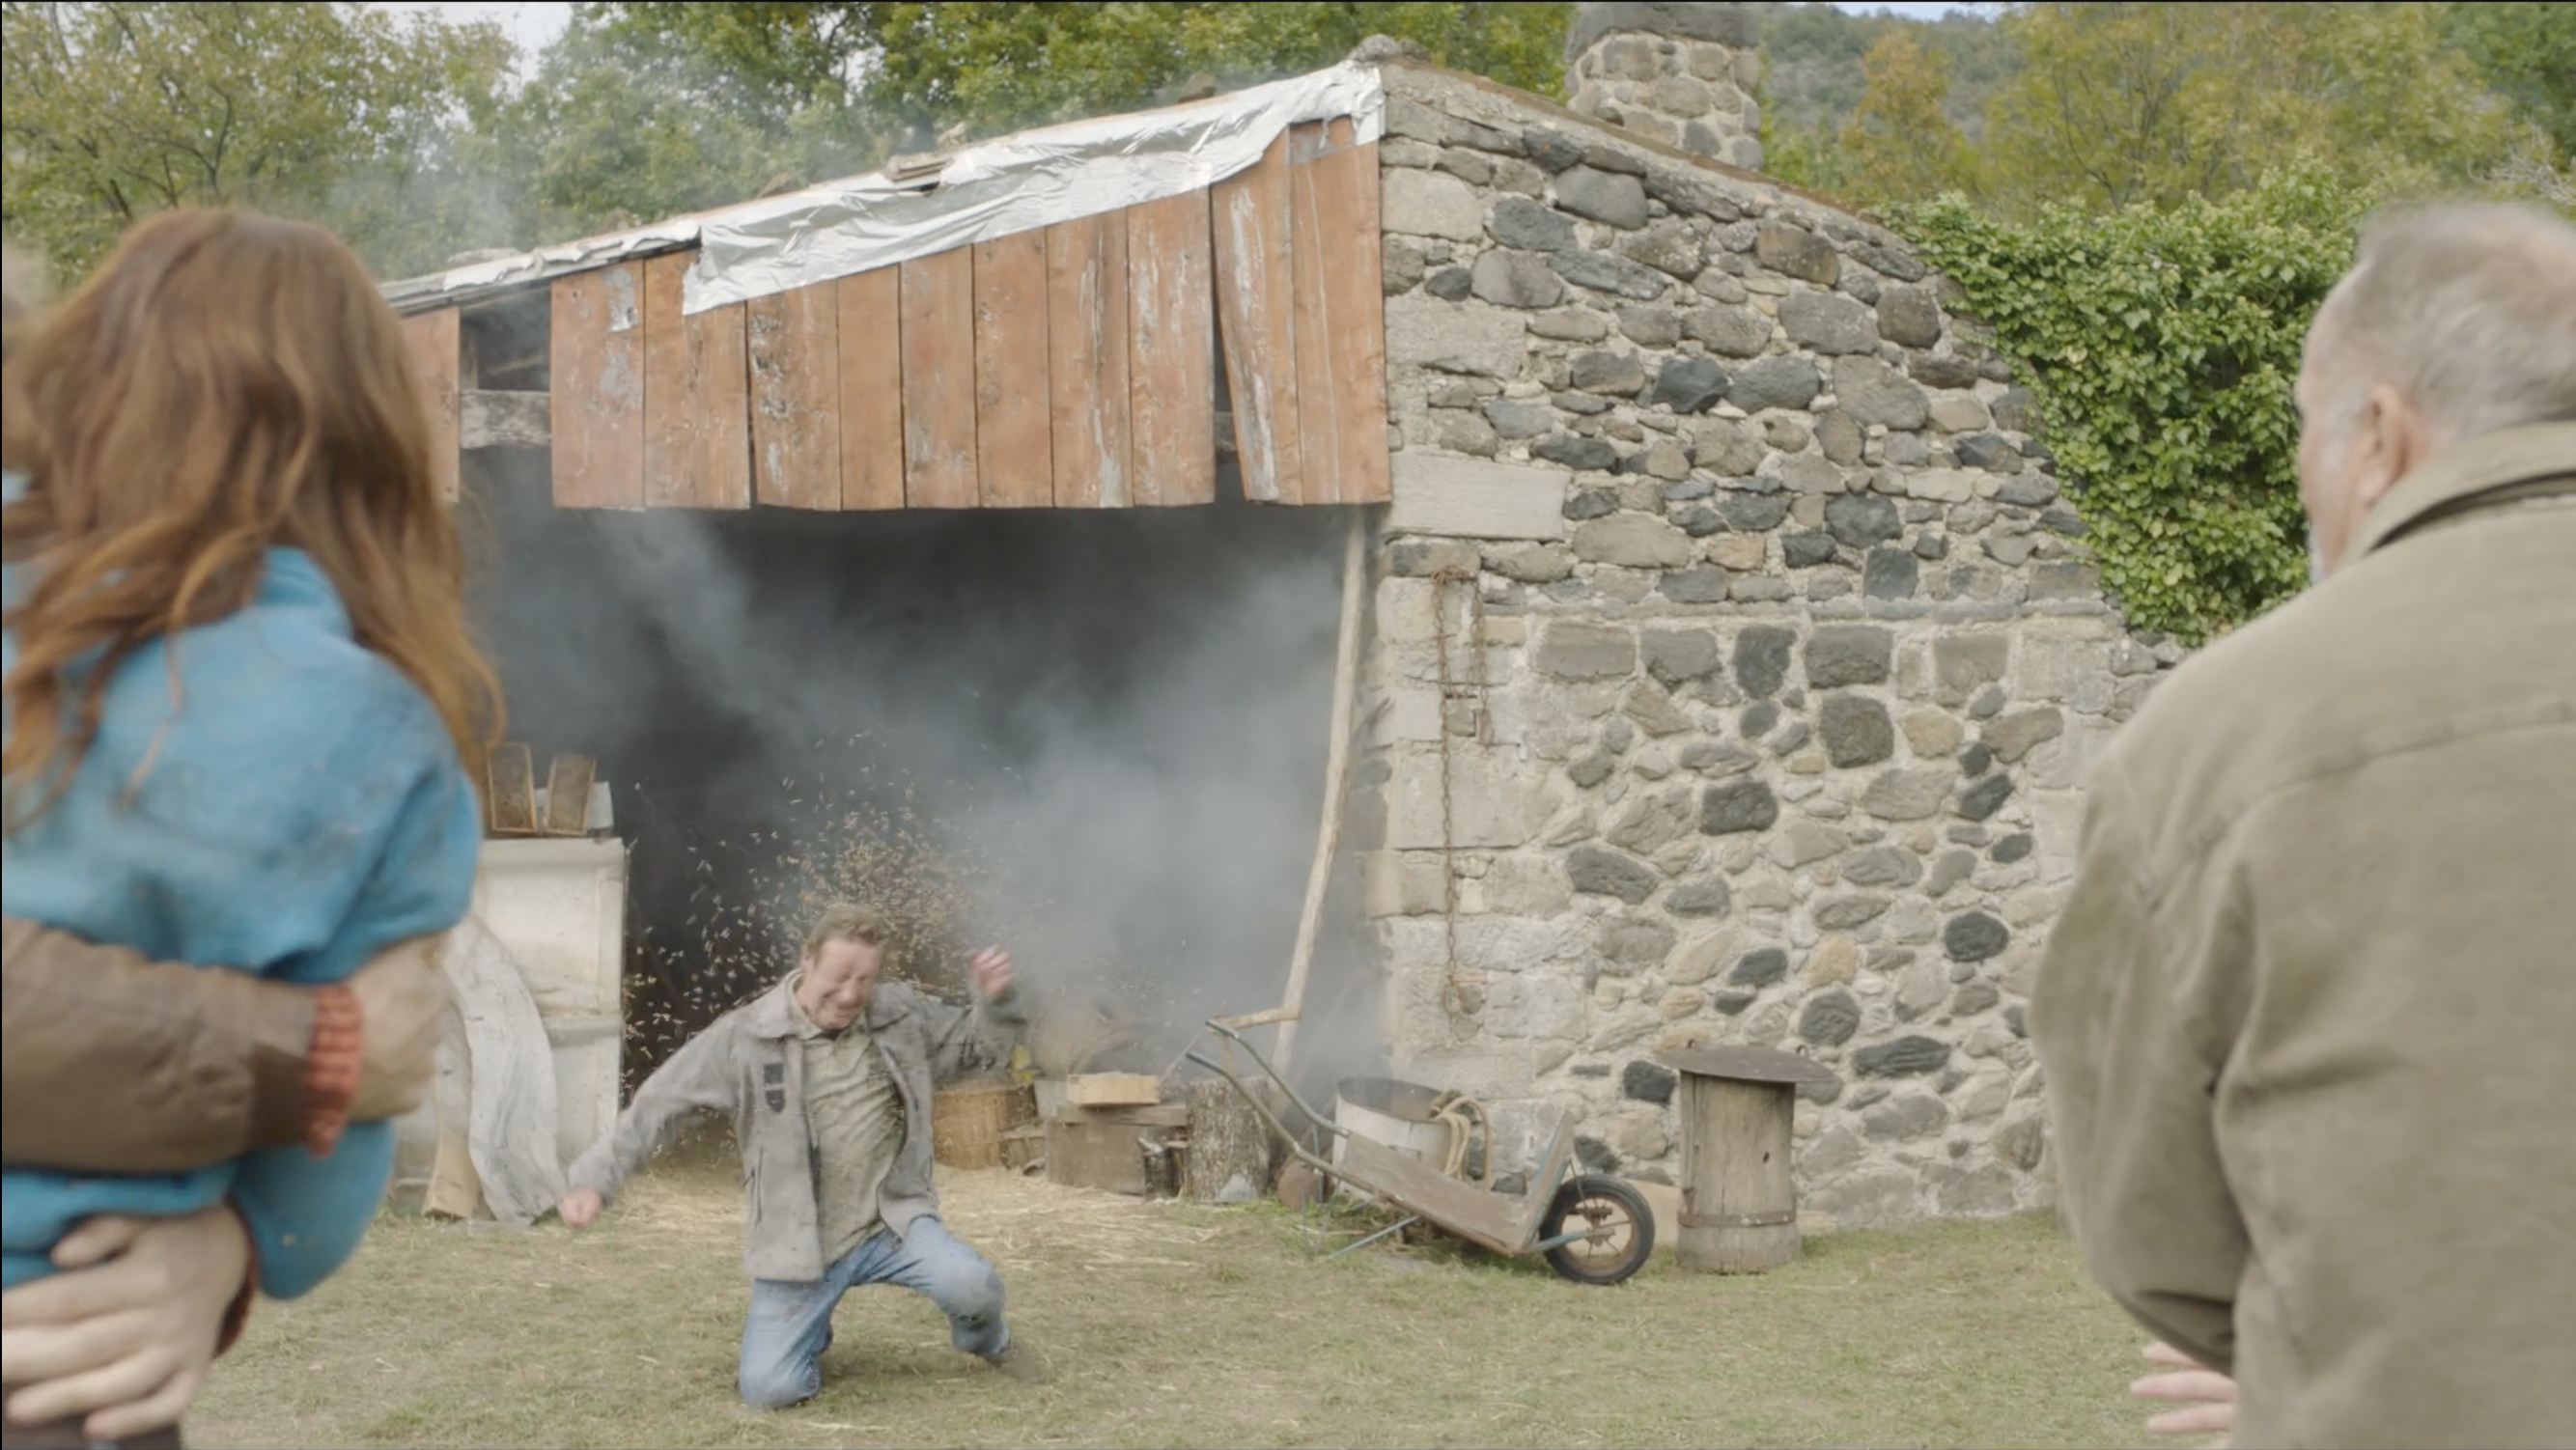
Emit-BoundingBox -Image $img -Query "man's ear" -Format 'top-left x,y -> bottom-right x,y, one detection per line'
2359,382 -> 2428,513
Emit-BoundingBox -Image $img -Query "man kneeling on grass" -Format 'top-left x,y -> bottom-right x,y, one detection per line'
557,903 -> 1041,1407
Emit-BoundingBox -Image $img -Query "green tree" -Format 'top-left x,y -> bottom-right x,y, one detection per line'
597,1 -> 1573,147
0,1 -> 515,278
1979,2 -> 2522,216
2446,2 -> 2576,158
1834,28 -> 1981,208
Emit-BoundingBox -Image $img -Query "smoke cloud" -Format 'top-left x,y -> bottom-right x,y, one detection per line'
462,453 -> 1385,1101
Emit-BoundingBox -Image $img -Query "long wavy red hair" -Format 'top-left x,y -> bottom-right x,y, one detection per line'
3,209 -> 500,824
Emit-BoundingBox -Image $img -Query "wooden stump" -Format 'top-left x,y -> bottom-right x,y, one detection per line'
1185,1079 -> 1279,1204
1675,1074 -> 1800,1273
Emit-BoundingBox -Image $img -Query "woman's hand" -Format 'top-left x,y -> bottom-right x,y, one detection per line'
0,1204 -> 252,1440
2134,1340 -> 2237,1445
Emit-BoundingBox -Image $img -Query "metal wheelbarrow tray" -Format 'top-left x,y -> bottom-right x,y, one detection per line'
1187,1018 -> 1655,1285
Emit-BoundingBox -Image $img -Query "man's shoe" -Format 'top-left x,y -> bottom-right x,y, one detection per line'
986,1338 -> 1047,1384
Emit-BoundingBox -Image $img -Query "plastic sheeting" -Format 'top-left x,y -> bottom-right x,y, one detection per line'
681,61 -> 1386,315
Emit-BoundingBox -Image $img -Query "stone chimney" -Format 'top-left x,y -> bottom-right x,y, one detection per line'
1562,2 -> 1763,173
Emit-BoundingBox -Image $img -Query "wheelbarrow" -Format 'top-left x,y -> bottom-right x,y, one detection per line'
1186,1017 -> 1656,1285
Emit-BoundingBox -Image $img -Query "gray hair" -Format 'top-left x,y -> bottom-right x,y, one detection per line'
2318,203 -> 2576,446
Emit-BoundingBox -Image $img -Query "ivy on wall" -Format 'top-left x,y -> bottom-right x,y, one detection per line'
1893,167 -> 2362,644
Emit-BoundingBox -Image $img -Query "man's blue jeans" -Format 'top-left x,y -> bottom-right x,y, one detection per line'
736,1217 -> 1010,1408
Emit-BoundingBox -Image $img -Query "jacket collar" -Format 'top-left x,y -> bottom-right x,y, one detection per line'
743,974 -> 911,1040
2347,422 -> 2576,561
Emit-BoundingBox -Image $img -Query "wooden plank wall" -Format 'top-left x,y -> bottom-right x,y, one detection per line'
399,308 -> 462,504
540,124 -> 1385,513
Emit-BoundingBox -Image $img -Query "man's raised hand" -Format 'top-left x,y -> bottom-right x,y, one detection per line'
967,947 -> 1012,998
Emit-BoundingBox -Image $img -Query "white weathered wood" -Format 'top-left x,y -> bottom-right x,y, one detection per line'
1273,511 -> 1368,1077
435,916 -> 566,1225
1386,454 -> 1571,541
462,389 -> 551,449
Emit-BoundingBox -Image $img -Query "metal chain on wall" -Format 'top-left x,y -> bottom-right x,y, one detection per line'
1430,566 -> 1492,1020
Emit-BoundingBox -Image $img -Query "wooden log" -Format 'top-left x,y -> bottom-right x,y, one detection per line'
1184,1079 -> 1279,1204
1674,1074 -> 1801,1273
1271,510 -> 1368,1079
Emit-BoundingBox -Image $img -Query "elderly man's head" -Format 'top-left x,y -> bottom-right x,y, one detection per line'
2296,205 -> 2576,577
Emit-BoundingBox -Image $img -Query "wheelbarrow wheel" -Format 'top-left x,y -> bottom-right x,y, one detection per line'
1539,1174 -> 1655,1286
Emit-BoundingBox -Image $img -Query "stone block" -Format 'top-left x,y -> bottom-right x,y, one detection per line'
1855,1035 -> 1950,1077
1833,355 -> 1930,431
1929,392 -> 1992,433
1903,467 -> 1977,503
1876,286 -> 1943,349
1659,565 -> 1731,603
1616,303 -> 1682,348
1725,355 -> 1822,412
1957,773 -> 2014,822
1569,349 -> 1647,395
1705,534 -> 1765,572
1387,453 -> 1570,541
1382,167 -> 1486,241
1651,356 -> 1728,413
1683,303 -> 1772,358
1599,914 -> 1679,968
1981,708 -> 2064,765
1620,217 -> 1705,278
1553,165 -> 1649,229
1805,624 -> 1894,687
1666,927 -> 1738,987
1779,289 -> 1880,354
1619,681 -> 1695,738
1933,632 -> 2010,706
1839,845 -> 1923,888
1424,265 -> 1473,301
1901,709 -> 1963,758
1863,767 -> 1951,822
1574,514 -> 1690,568
1489,194 -> 1578,251
1863,1093 -> 1949,1138
1386,294 -> 1527,378
1567,844 -> 1661,904
1470,249 -> 1568,309
1769,819 -> 1849,867
1363,850 -> 1445,917
1943,910 -> 2011,962
1732,624 -> 1796,698
1819,693 -> 1895,767
1755,218 -> 1839,285
1799,990 -> 1862,1046
1536,621 -> 1638,680
1823,492 -> 1902,548
1534,433 -> 1619,470
1863,547 -> 1918,600
1805,934 -> 1860,987
1385,743 -> 1548,848
1527,308 -> 1610,342
1550,249 -> 1673,300
1699,779 -> 1779,834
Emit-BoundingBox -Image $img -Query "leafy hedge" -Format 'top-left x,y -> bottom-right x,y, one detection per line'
1892,168 -> 2361,643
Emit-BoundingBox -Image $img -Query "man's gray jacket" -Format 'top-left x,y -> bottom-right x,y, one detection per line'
568,976 -> 1026,1282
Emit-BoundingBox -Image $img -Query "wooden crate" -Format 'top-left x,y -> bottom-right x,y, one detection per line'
1046,1105 -> 1189,1195
1065,1072 -> 1162,1107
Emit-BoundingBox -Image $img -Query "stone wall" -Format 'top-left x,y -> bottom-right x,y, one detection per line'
1561,1 -> 1764,172
1352,62 -> 2183,1226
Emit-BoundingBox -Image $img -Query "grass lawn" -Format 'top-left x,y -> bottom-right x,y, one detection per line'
190,1155 -> 2167,1449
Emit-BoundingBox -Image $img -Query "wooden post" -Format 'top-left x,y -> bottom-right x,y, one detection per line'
1272,510 -> 1369,1078
1675,1074 -> 1801,1273
1184,1078 -> 1279,1203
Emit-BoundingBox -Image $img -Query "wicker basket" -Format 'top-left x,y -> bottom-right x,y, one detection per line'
932,1078 -> 1038,1169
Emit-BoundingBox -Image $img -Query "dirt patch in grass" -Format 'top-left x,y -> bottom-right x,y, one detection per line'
190,1157 -> 2160,1449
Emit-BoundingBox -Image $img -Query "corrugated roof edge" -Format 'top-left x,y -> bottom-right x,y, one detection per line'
379,56 -> 1892,317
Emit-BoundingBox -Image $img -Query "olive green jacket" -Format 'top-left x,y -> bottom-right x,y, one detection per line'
567,976 -> 1024,1283
2031,423 -> 2576,1449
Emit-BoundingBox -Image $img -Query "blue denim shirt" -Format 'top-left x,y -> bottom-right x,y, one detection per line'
1,536 -> 482,1297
